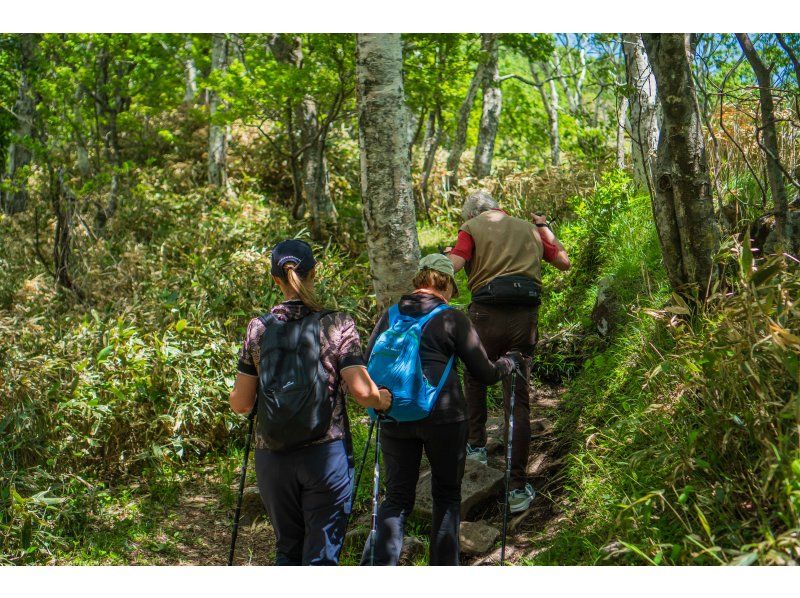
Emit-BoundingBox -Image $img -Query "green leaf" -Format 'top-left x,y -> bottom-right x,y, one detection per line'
695,505 -> 712,541
96,345 -> 113,363
731,551 -> 759,566
175,319 -> 187,333
791,459 -> 800,478
740,231 -> 753,279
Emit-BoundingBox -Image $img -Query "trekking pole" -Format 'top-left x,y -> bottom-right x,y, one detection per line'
353,419 -> 376,508
369,418 -> 382,566
228,403 -> 257,566
500,371 -> 517,566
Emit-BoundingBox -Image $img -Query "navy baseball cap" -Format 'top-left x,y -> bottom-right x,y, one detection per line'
270,239 -> 317,277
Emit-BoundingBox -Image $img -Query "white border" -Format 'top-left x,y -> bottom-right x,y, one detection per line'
2,0 -> 799,33
1,565 -> 798,596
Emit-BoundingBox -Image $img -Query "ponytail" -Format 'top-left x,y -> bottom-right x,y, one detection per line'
283,264 -> 323,311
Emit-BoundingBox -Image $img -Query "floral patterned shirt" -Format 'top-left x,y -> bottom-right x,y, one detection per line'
237,300 -> 366,450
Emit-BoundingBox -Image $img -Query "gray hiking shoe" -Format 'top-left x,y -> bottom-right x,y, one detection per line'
508,483 -> 536,513
466,444 -> 488,466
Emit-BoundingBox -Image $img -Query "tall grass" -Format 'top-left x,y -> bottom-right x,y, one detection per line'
525,215 -> 800,565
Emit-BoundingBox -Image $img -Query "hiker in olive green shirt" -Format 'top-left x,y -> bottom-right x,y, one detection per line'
446,190 -> 570,513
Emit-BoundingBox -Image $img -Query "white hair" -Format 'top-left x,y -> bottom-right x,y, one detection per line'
461,190 -> 499,222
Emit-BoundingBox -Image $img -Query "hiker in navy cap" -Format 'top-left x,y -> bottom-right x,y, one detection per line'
229,238 -> 391,565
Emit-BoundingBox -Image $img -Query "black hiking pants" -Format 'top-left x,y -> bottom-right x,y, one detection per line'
255,439 -> 352,565
360,420 -> 468,566
463,302 -> 539,490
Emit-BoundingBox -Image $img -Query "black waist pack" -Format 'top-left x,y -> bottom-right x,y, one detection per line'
472,275 -> 541,306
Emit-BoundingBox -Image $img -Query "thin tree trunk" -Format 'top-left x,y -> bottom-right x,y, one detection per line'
208,33 -> 229,189
94,44 -> 126,232
445,48 -> 484,189
183,37 -> 197,105
2,33 -> 39,215
530,61 -> 560,167
642,33 -> 719,300
775,34 -> 800,86
736,33 -> 791,249
268,34 -> 337,235
622,33 -> 660,191
473,33 -> 501,179
419,107 -> 443,217
408,106 -> 427,163
299,95 -> 337,238
616,95 -> 629,169
356,33 -> 421,309
47,166 -> 83,300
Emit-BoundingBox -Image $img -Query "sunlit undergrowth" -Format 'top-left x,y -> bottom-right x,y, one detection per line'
528,237 -> 800,565
0,168 -> 380,563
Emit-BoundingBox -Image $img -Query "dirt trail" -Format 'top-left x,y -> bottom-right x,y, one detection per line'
135,384 -> 567,566
465,384 -> 568,565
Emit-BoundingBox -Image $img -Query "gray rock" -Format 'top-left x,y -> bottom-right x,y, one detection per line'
459,520 -> 500,555
485,416 -> 505,454
399,536 -> 426,565
591,276 -> 618,337
237,486 -> 266,526
413,459 -> 504,522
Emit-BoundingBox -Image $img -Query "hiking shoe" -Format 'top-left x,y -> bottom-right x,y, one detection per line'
466,444 -> 488,466
508,483 -> 536,513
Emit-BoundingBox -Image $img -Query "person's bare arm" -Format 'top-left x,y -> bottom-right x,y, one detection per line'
446,251 -> 466,273
230,373 -> 258,414
341,365 -> 392,411
533,214 -> 571,271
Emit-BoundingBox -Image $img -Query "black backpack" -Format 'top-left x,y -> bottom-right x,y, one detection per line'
256,310 -> 333,451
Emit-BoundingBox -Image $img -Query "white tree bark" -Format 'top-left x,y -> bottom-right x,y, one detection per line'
2,34 -> 38,214
208,34 -> 229,189
356,33 -> 421,309
622,33 -> 660,190
473,33 -> 502,179
183,37 -> 197,105
445,42 -> 485,189
530,60 -> 560,167
616,95 -> 629,169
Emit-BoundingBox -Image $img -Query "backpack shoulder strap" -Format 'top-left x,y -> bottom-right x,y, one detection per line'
416,302 -> 452,328
387,304 -> 401,326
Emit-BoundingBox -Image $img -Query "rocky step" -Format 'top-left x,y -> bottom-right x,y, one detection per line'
412,459 -> 504,522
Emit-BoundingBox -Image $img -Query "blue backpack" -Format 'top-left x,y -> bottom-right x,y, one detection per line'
367,303 -> 455,422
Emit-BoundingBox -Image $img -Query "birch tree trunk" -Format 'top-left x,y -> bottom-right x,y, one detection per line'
622,34 -> 660,191
445,49 -> 484,190
2,34 -> 39,215
642,34 -> 719,300
356,33 -> 421,309
419,108 -> 443,216
616,95 -> 629,169
530,61 -> 560,167
473,33 -> 502,179
736,33 -> 791,250
183,37 -> 197,105
208,34 -> 229,189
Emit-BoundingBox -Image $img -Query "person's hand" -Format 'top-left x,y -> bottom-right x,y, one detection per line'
502,351 -> 525,375
376,387 -> 393,415
532,213 -> 548,227
443,246 -> 453,255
